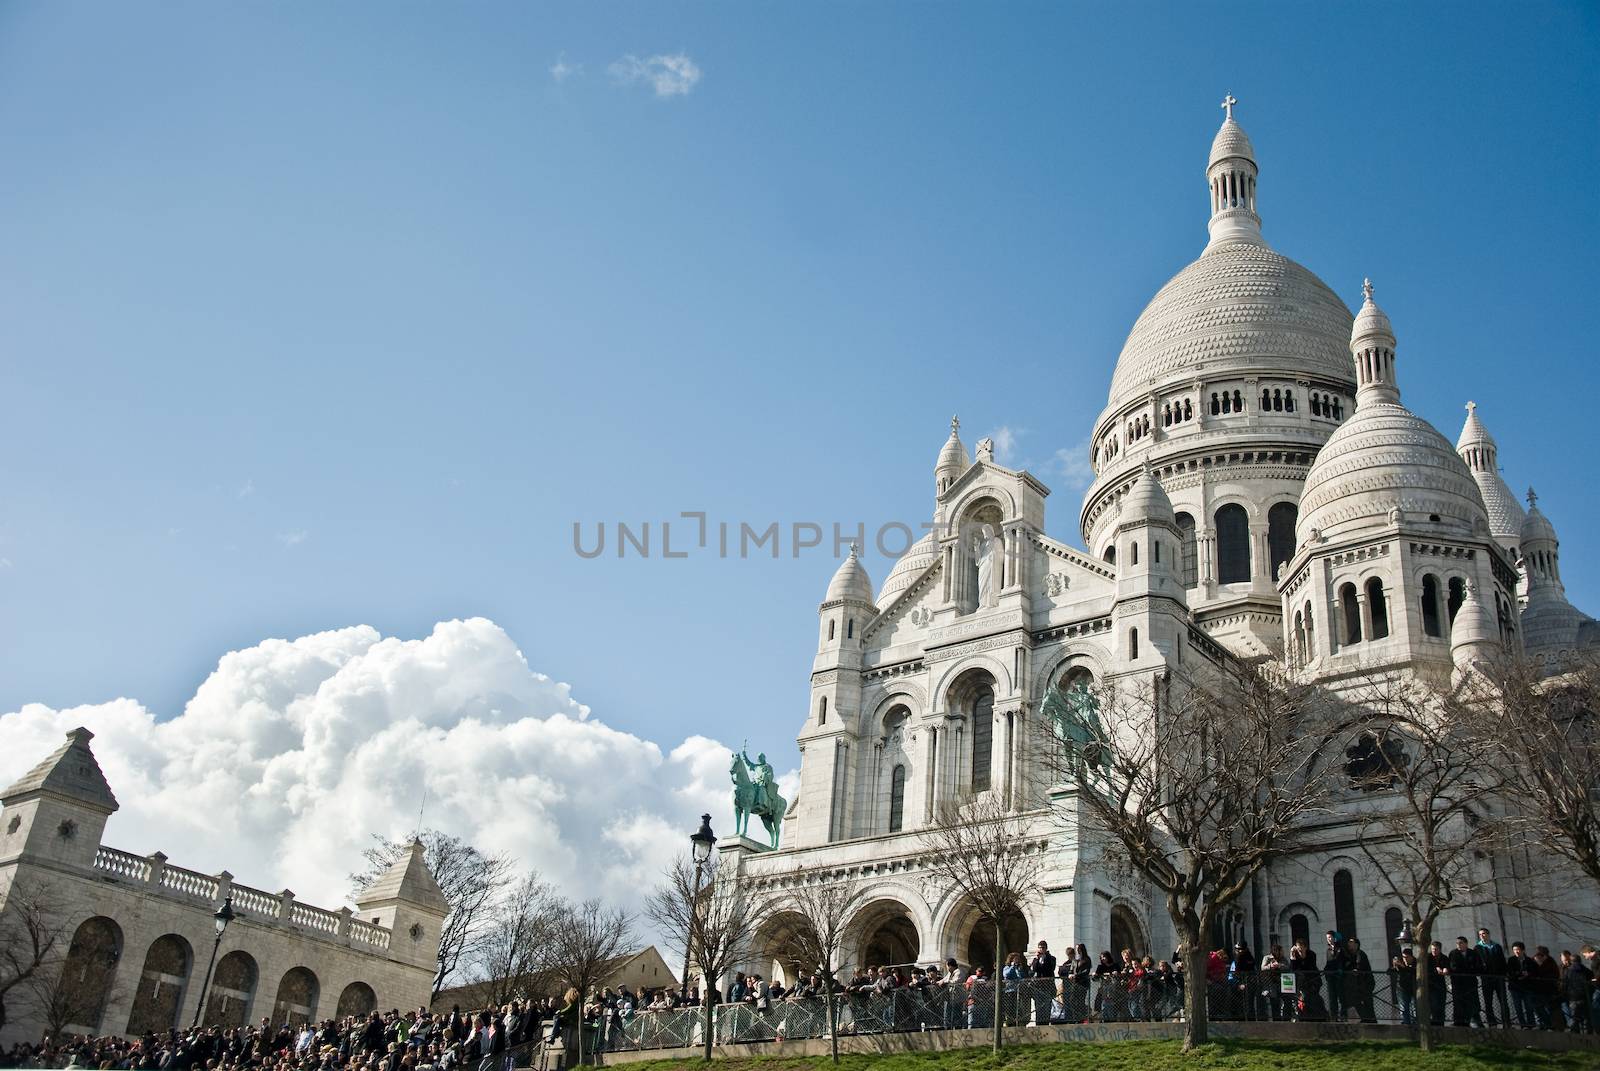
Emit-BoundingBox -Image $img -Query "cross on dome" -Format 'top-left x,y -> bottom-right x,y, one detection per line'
1221,94 -> 1238,120
1466,400 -> 1477,415
1362,277 -> 1375,302
1527,487 -> 1539,508
950,415 -> 960,435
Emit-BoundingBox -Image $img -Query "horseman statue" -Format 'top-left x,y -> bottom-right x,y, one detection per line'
731,742 -> 786,849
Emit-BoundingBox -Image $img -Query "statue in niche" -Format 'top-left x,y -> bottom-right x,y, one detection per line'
973,523 -> 1000,607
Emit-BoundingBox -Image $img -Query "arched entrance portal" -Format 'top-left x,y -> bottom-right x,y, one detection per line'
747,911 -> 812,986
851,900 -> 921,969
1109,905 -> 1147,957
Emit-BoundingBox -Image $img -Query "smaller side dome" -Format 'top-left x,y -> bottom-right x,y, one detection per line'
1520,489 -> 1558,547
825,544 -> 874,604
1120,465 -> 1175,527
935,415 -> 970,494
876,532 -> 938,609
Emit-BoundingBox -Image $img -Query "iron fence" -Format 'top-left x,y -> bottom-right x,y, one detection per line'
592,971 -> 1586,1053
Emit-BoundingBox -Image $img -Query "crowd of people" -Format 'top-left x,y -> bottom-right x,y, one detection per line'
8,926 -> 1600,1068
1,1001 -> 567,1071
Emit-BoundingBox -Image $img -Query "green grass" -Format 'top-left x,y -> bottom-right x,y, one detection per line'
622,1038 -> 1598,1071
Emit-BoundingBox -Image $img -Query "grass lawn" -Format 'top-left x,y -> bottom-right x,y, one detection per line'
622,1037 -> 1599,1070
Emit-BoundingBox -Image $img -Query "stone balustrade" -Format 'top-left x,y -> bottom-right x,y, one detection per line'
91,843 -> 393,951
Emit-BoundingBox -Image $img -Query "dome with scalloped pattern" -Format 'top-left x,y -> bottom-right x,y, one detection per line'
1209,118 -> 1255,168
875,533 -> 937,609
1106,243 -> 1355,408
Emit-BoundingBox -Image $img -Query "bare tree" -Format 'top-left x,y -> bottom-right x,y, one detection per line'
352,829 -> 511,999
645,853 -> 772,1061
27,943 -> 125,1040
1450,654 -> 1600,892
918,794 -> 1046,1053
545,898 -> 635,1068
0,880 -> 67,1034
471,871 -> 560,1007
1032,661 -> 1345,1050
1349,687 -> 1509,1053
767,872 -> 863,1065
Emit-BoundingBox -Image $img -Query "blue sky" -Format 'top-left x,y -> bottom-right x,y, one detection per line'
2,1 -> 1597,791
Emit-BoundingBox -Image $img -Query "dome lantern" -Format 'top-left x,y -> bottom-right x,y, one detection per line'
935,414 -> 970,495
1206,95 -> 1264,249
1351,278 -> 1401,406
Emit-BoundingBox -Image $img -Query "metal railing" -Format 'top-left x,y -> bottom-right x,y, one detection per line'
594,970 -> 1584,1053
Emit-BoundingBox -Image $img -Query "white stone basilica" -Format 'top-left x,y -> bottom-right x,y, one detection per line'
726,100 -> 1599,976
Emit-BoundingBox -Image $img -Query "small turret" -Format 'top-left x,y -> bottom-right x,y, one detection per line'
0,728 -> 119,869
1205,95 -> 1264,249
1519,489 -> 1587,661
1450,581 -> 1501,685
1111,465 -> 1187,671
935,416 -> 970,496
353,839 -> 450,973
1351,278 -> 1400,406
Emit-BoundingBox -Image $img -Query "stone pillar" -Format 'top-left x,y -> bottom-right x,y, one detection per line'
338,906 -> 353,940
1357,593 -> 1373,644
278,889 -> 295,923
146,850 -> 167,888
215,870 -> 233,904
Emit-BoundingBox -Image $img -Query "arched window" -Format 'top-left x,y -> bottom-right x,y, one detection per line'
827,620 -> 835,641
1290,914 -> 1310,946
1340,582 -> 1362,644
1233,389 -> 1243,412
1293,610 -> 1306,664
818,697 -> 827,724
1305,604 -> 1316,660
846,619 -> 854,640
1215,504 -> 1251,584
1267,502 -> 1298,581
1262,388 -> 1272,410
1183,398 -> 1193,421
1421,575 -> 1442,638
1333,869 -> 1358,939
1129,627 -> 1140,660
1129,541 -> 1139,566
1447,577 -> 1466,624
1175,512 -> 1198,588
1385,907 -> 1405,961
1312,394 -> 1323,417
1102,545 -> 1116,566
1285,390 -> 1295,412
1153,539 -> 1161,564
1367,578 -> 1390,640
971,688 -> 994,792
1210,392 -> 1221,416
888,764 -> 906,833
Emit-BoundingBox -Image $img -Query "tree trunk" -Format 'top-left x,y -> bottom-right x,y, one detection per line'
824,979 -> 839,1065
992,919 -> 1005,1053
1179,919 -> 1208,1051
1414,917 -> 1433,1054
702,988 -> 715,1062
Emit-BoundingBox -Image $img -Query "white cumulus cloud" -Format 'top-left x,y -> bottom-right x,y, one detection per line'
1051,437 -> 1096,492
0,619 -> 780,916
608,53 -> 701,98
550,53 -> 582,83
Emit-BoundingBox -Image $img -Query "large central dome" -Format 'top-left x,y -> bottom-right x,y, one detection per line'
1106,243 -> 1355,406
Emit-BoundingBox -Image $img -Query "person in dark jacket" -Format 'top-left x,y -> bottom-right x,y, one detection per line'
1289,937 -> 1324,1021
1507,942 -> 1536,1028
1449,936 -> 1484,1027
1345,938 -> 1378,1023
1477,928 -> 1510,1027
1427,941 -> 1449,1026
1028,940 -> 1056,1026
1533,946 -> 1562,1029
1561,951 -> 1592,1033
1323,931 -> 1347,1021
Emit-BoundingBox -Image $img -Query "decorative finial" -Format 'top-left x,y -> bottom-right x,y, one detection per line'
1527,487 -> 1538,508
1362,277 -> 1374,302
1465,400 -> 1477,415
1220,94 -> 1237,121
848,542 -> 860,558
950,415 -> 960,436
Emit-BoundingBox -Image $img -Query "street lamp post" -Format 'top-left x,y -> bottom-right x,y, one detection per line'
681,814 -> 717,1003
191,897 -> 237,1030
